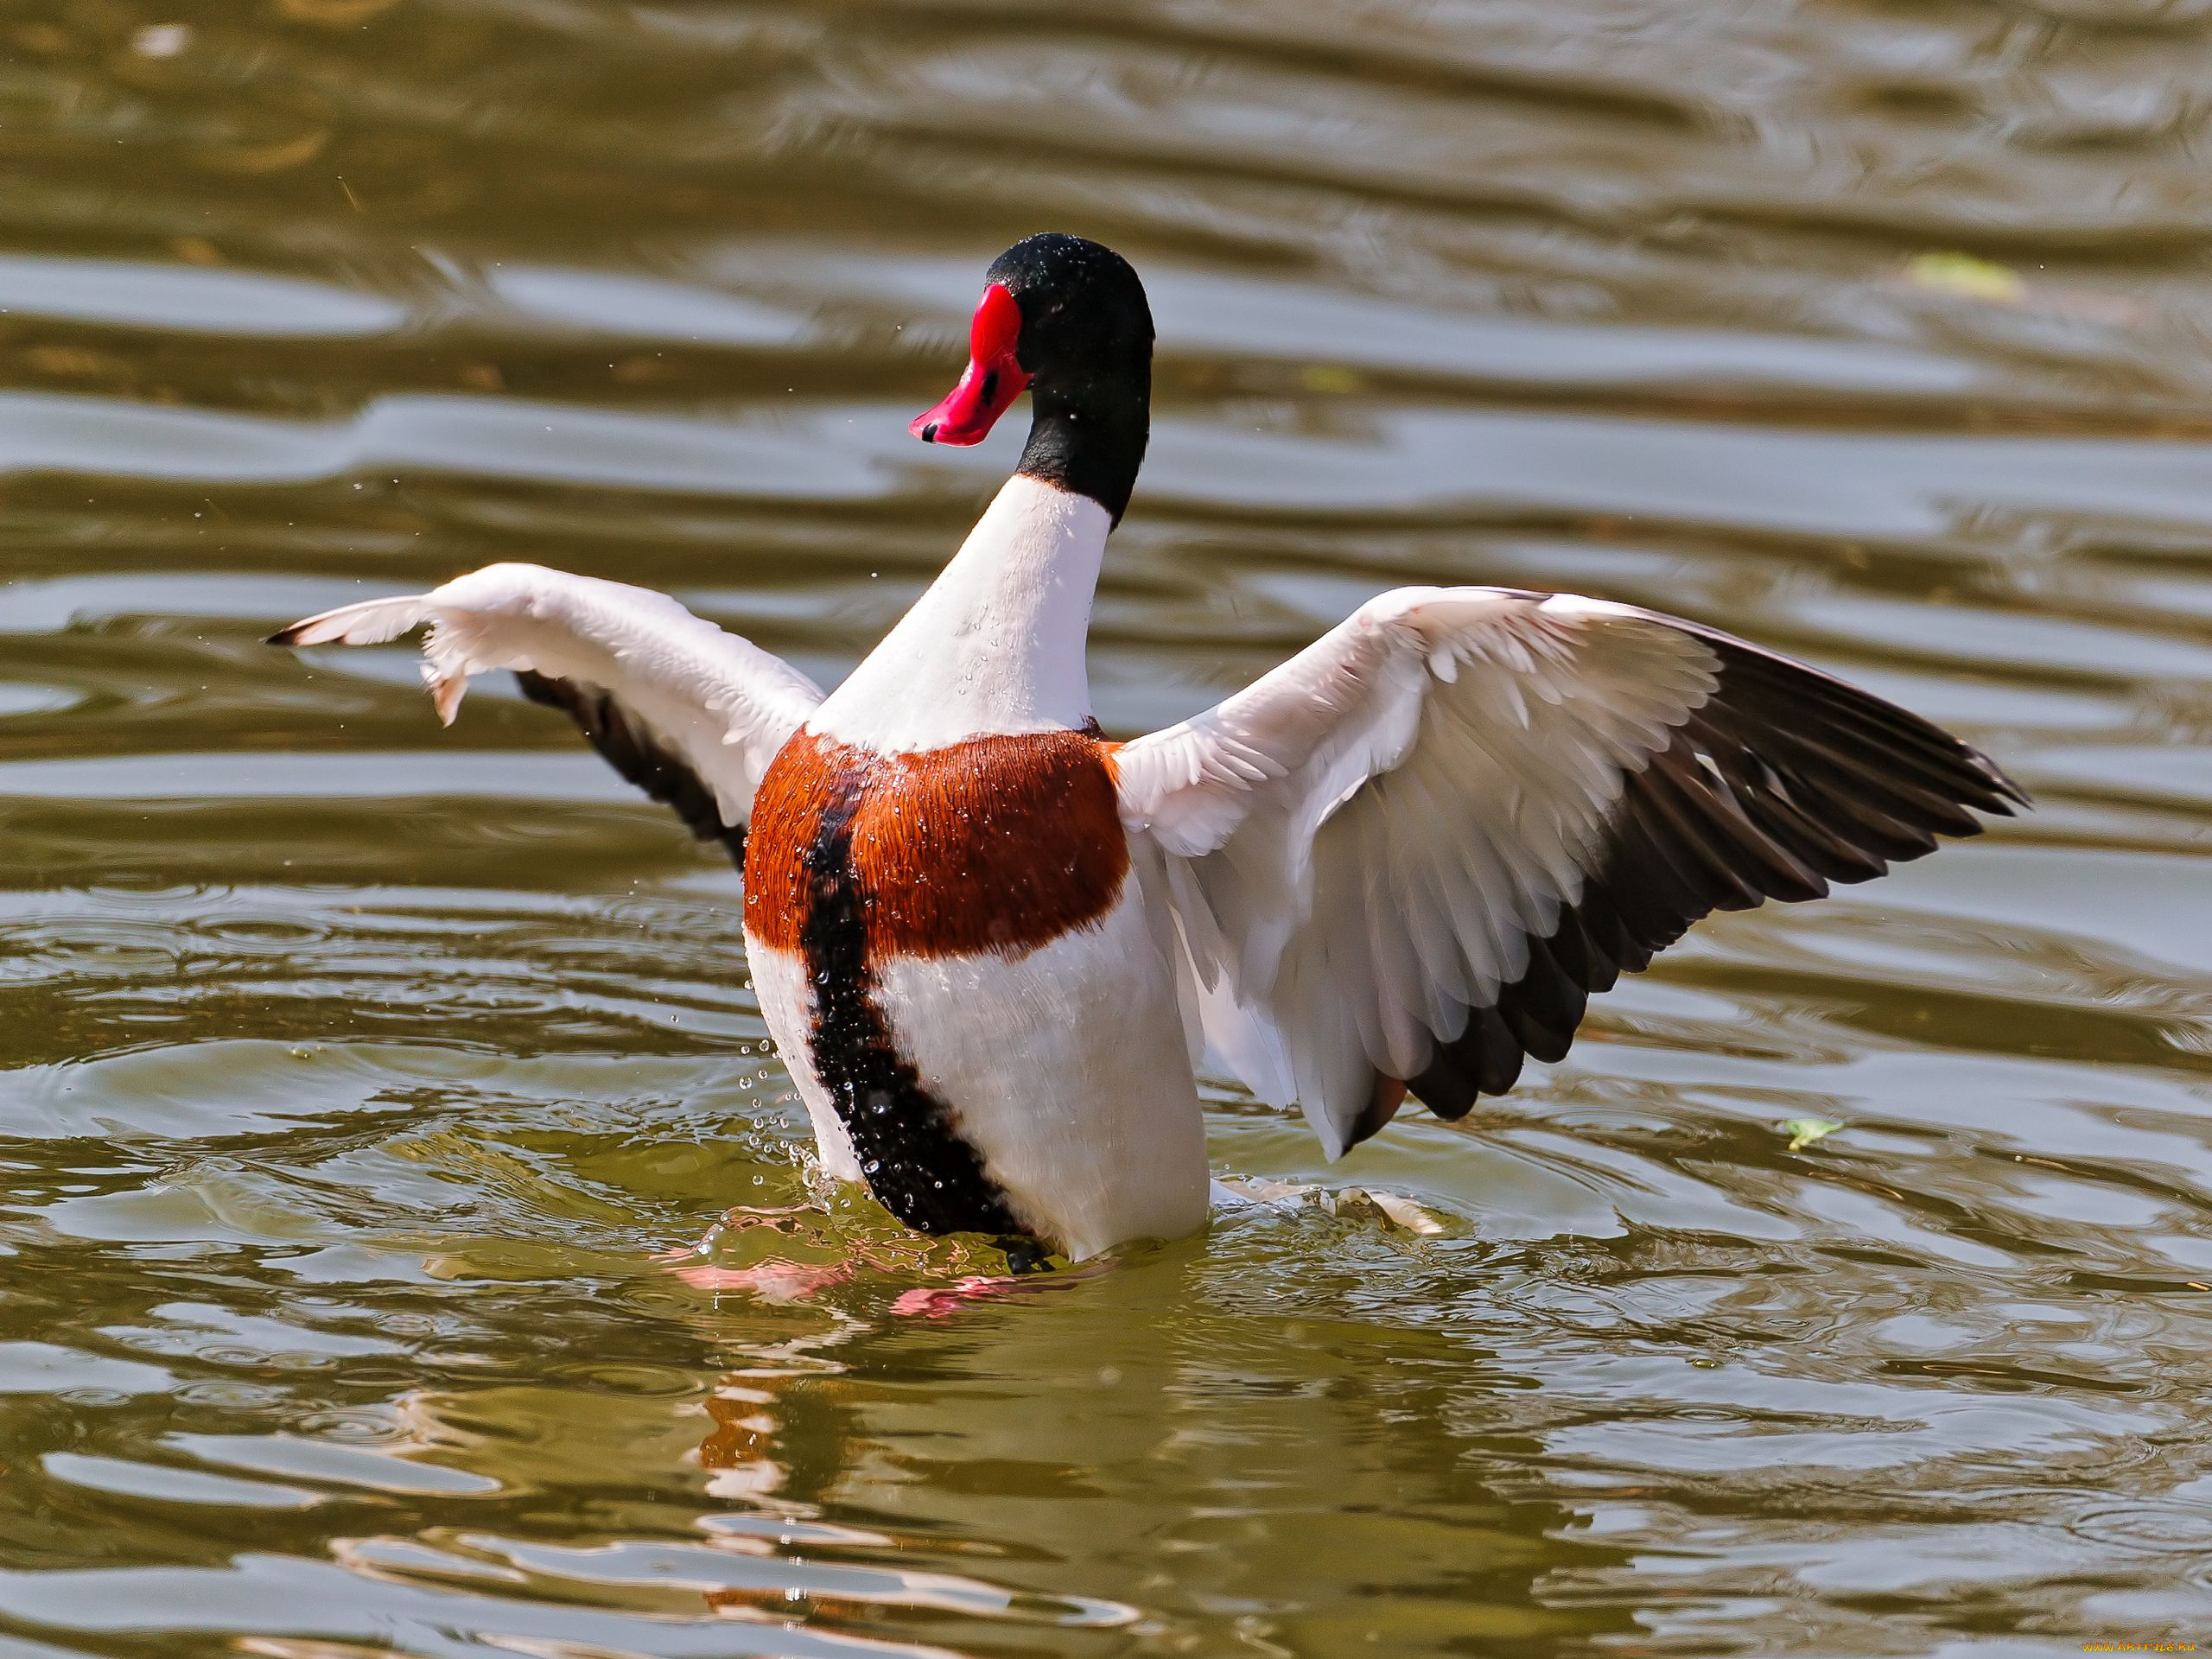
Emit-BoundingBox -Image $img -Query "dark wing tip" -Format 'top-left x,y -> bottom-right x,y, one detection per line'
1970,747 -> 2032,814
1406,625 -> 2026,1121
266,624 -> 307,647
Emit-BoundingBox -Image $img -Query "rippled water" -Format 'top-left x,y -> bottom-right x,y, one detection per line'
3,0 -> 2212,1653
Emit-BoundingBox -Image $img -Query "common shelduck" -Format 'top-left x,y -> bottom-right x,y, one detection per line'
272,233 -> 2025,1262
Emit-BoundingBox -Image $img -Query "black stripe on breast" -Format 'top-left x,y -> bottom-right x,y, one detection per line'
514,669 -> 745,867
798,771 -> 1030,1238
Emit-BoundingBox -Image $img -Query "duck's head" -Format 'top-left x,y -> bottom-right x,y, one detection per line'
912,232 -> 1154,524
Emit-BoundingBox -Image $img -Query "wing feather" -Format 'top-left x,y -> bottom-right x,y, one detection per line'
1116,587 -> 2025,1157
271,563 -> 823,859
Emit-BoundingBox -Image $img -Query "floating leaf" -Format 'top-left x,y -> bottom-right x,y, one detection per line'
1904,251 -> 2025,304
1299,364 -> 1365,394
1781,1116 -> 1844,1152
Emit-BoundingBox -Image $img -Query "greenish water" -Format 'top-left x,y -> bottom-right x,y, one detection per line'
1,1 -> 2210,1653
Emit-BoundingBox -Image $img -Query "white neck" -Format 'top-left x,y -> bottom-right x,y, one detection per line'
813,474 -> 1110,752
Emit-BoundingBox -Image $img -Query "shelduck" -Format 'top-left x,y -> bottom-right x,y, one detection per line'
272,233 -> 2025,1261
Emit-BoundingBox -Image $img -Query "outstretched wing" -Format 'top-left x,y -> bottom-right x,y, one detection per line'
271,562 -> 824,861
1113,587 -> 2025,1156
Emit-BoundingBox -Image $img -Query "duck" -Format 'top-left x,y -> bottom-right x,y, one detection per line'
271,232 -> 2026,1262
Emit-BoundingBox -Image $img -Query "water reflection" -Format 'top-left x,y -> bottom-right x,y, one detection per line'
0,0 -> 2209,1651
